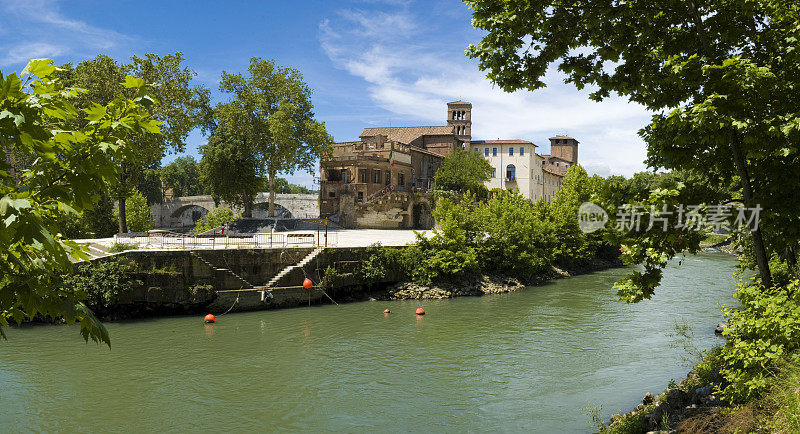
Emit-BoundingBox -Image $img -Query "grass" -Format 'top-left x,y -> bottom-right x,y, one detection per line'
758,359 -> 800,432
108,241 -> 140,253
700,233 -> 730,247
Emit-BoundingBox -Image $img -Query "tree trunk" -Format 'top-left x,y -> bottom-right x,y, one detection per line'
117,195 -> 128,234
243,193 -> 253,218
268,171 -> 275,218
729,130 -> 772,287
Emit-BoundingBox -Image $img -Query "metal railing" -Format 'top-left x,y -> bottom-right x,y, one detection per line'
114,230 -> 338,250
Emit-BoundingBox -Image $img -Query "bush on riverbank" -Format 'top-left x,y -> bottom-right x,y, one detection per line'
63,260 -> 142,315
367,166 -> 617,290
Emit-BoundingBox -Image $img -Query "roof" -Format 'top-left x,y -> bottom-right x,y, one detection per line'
550,135 -> 579,142
546,155 -> 572,163
447,100 -> 472,105
409,145 -> 445,158
360,126 -> 454,144
472,139 -> 536,146
543,165 -> 567,177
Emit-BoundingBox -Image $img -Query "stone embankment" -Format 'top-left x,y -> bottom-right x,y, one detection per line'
383,257 -> 623,300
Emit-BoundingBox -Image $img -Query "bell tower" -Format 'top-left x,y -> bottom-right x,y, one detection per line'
549,136 -> 579,163
447,100 -> 472,146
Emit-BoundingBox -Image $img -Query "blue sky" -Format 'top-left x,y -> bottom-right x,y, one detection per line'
1,0 -> 653,188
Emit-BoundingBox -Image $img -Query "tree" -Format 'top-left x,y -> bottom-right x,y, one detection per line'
548,165 -> 605,267
466,0 -> 800,297
59,52 -> 210,233
120,189 -> 153,232
201,57 -> 332,217
199,132 -> 264,216
274,177 -> 312,194
0,59 -> 160,344
434,148 -> 493,194
160,156 -> 205,198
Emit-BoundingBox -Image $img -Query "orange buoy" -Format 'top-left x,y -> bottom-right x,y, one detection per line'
204,313 -> 215,323
384,308 -> 390,314
415,307 -> 425,315
303,278 -> 313,290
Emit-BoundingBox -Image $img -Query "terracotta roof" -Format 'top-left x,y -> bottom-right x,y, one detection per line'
360,126 -> 454,144
543,165 -> 567,177
409,145 -> 445,158
546,155 -> 572,163
472,139 -> 536,146
549,135 -> 576,140
447,100 -> 472,105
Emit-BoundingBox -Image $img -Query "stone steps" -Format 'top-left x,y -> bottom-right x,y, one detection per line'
265,247 -> 324,288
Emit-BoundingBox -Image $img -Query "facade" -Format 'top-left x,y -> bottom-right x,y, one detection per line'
320,101 -> 472,217
472,140 -> 546,201
319,100 -> 580,219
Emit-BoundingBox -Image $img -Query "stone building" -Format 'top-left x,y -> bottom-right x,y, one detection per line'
319,101 -> 473,218
319,100 -> 580,225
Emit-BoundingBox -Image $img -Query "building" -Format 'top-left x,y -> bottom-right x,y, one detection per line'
476,135 -> 579,202
319,101 -> 473,217
319,101 -> 580,219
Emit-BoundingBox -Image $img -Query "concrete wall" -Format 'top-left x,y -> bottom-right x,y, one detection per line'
94,247 -> 401,316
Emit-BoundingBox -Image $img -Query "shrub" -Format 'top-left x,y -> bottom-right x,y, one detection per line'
122,190 -> 154,232
63,260 -> 142,312
109,242 -> 140,253
191,208 -> 235,234
718,279 -> 800,403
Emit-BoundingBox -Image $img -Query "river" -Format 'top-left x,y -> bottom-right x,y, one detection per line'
0,252 -> 737,432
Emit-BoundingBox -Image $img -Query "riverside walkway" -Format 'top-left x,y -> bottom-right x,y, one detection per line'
76,229 -> 428,261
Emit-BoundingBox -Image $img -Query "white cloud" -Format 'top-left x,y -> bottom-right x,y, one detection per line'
0,0 -> 135,68
318,6 -> 652,177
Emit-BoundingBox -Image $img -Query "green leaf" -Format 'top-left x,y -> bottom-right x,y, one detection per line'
84,103 -> 107,122
122,76 -> 145,89
22,59 -> 56,79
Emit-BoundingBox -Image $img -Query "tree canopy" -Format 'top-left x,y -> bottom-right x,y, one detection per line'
434,148 -> 493,194
160,156 -> 206,198
200,57 -> 332,217
0,59 -> 160,344
467,0 -> 800,297
59,52 -> 210,233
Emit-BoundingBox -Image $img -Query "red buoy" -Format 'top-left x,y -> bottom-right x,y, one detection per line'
204,314 -> 215,323
384,308 -> 390,314
303,278 -> 313,290
415,308 -> 425,315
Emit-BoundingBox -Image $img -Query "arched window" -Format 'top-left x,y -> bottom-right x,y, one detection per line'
506,164 -> 516,181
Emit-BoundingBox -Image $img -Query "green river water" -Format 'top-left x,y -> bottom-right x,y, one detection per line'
1,253 -> 737,433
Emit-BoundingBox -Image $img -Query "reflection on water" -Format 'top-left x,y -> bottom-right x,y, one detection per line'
0,253 -> 737,433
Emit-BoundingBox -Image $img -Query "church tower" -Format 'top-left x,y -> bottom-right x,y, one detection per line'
447,101 -> 472,146
548,135 -> 579,163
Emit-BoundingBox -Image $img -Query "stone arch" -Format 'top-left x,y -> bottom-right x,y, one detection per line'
252,202 -> 293,219
170,204 -> 211,227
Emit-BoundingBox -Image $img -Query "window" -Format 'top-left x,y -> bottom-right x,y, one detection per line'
359,169 -> 368,183
385,170 -> 391,186
474,147 -> 479,153
328,191 -> 336,198
506,164 -> 516,181
491,168 -> 496,178
492,147 -> 497,156
399,173 -> 405,186
484,148 -> 489,156
520,147 -> 524,156
509,147 -> 514,156
357,191 -> 364,201
373,170 -> 381,184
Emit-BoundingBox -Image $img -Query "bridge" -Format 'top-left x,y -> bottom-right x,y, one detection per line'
150,193 -> 319,229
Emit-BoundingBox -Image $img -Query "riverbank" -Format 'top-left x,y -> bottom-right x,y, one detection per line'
58,245 -> 624,322
381,257 -> 623,300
